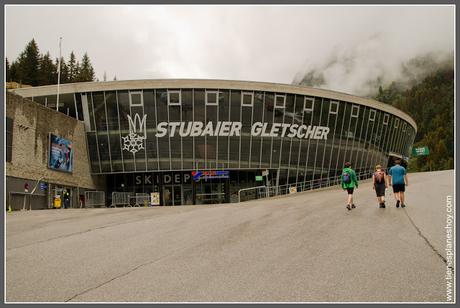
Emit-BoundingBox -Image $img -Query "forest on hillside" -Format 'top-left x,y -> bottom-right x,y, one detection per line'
375,65 -> 454,172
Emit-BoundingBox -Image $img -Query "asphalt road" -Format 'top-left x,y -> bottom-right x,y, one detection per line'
6,170 -> 454,303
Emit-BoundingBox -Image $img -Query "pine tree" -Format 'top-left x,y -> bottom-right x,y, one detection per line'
75,61 -> 81,82
61,59 -> 69,84
15,39 -> 41,86
9,61 -> 18,82
68,51 -> 77,82
7,39 -> 98,85
38,52 -> 56,85
77,53 -> 95,82
55,57 -> 69,84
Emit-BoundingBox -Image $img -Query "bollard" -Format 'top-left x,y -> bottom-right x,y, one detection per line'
22,195 -> 27,211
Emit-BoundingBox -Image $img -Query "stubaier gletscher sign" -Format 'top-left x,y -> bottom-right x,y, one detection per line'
122,114 -> 330,154
155,121 -> 330,139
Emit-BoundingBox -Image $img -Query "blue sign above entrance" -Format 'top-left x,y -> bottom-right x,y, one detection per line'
192,170 -> 229,182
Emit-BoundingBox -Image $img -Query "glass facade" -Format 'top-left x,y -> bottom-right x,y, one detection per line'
26,82 -> 417,205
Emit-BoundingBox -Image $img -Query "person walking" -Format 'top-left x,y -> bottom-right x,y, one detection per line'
373,164 -> 388,208
63,189 -> 70,209
388,158 -> 408,208
341,162 -> 358,211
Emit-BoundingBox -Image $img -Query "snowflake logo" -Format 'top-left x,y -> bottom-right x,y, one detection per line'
122,113 -> 147,154
122,132 -> 146,154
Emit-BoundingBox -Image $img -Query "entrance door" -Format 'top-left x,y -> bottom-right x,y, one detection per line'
163,185 -> 182,206
195,181 -> 227,204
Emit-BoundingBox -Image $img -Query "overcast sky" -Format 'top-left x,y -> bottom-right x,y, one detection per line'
5,5 -> 455,96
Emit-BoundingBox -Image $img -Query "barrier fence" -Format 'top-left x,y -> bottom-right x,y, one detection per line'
111,192 -> 151,207
111,192 -> 132,207
238,171 -> 373,203
84,191 -> 105,208
134,193 -> 150,207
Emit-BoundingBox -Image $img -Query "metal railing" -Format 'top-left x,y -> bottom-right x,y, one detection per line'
238,186 -> 267,203
134,193 -> 150,207
85,191 -> 106,208
111,192 -> 154,207
110,192 -> 133,207
237,171 -> 373,203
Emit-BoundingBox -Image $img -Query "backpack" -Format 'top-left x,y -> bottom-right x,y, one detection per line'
342,171 -> 351,184
375,171 -> 385,184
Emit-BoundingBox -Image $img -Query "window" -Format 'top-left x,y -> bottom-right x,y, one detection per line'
394,118 -> 400,128
369,109 -> 376,121
351,105 -> 359,118
402,122 -> 406,132
274,94 -> 286,108
304,97 -> 314,112
129,91 -> 143,107
329,101 -> 339,114
167,90 -> 181,106
6,117 -> 13,162
206,90 -> 219,106
241,92 -> 254,107
383,114 -> 389,125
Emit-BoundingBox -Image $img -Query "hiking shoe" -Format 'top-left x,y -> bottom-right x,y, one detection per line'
346,204 -> 351,211
396,200 -> 400,208
401,203 -> 406,208
351,204 -> 356,209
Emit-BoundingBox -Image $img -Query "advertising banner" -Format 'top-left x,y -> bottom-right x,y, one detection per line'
150,192 -> 160,206
49,134 -> 73,173
192,170 -> 229,182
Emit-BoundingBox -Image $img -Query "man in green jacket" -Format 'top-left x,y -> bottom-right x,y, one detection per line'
341,161 -> 359,211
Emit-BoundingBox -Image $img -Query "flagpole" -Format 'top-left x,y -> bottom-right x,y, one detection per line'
56,37 -> 62,112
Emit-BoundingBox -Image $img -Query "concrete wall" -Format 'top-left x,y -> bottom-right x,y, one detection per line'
6,92 -> 105,209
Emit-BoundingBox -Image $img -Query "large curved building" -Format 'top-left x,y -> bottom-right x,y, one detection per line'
11,79 -> 417,206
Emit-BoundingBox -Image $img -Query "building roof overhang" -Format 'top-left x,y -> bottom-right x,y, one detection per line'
11,78 -> 417,131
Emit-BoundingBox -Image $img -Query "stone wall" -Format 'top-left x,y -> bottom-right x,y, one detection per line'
6,92 -> 105,209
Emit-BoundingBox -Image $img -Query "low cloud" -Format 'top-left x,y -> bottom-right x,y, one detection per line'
293,33 -> 454,96
6,5 -> 454,94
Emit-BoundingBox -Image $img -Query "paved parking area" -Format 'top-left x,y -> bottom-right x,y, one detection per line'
6,170 -> 454,302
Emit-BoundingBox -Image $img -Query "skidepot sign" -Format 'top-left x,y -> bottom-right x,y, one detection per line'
123,114 -> 330,154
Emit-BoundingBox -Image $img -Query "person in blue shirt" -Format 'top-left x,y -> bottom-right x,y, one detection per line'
388,159 -> 409,208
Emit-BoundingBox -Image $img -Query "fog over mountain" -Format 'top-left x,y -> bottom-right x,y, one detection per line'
292,34 -> 454,97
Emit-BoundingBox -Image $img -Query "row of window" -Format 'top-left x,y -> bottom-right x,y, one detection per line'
125,90 -> 409,129
30,90 -> 413,132
129,89 -> 311,109
82,93 -> 415,175
26,89 -> 415,176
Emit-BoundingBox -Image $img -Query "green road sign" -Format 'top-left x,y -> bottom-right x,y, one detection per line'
412,146 -> 429,156
256,176 -> 263,181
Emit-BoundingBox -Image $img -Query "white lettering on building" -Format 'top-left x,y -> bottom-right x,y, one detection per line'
153,121 -> 330,140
